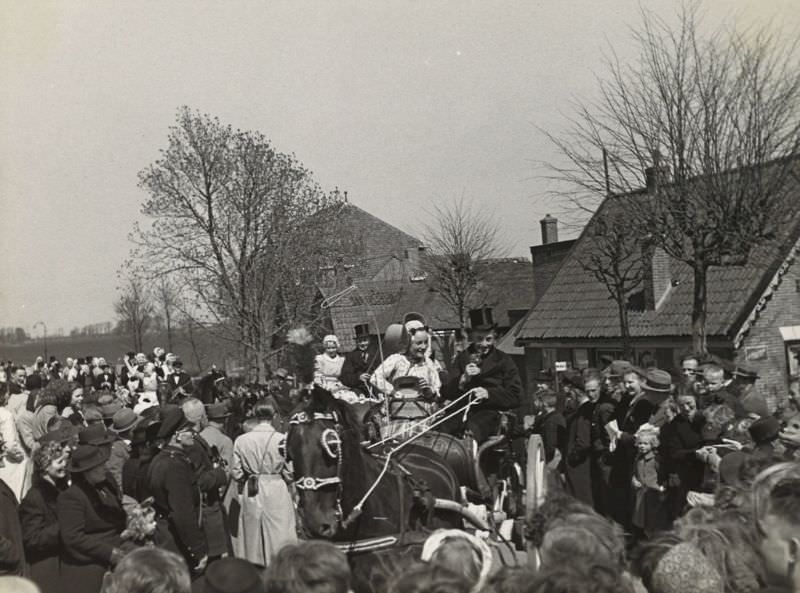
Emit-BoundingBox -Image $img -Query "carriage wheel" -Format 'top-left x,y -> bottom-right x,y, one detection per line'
524,435 -> 546,514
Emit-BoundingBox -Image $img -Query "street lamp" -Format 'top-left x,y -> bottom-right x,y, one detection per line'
33,321 -> 48,362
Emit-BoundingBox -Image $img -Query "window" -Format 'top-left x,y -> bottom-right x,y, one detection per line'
787,342 -> 800,378
573,348 -> 589,369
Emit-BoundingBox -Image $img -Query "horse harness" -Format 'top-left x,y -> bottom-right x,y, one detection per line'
287,409 -> 426,539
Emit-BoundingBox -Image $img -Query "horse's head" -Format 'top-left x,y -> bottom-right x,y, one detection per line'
285,385 -> 363,539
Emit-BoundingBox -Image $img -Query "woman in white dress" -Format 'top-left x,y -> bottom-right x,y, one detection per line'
313,335 -> 345,392
229,399 -> 296,566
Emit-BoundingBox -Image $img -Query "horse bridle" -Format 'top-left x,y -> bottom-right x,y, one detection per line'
287,410 -> 346,521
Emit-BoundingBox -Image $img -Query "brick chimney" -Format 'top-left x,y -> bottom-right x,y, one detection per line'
540,214 -> 558,245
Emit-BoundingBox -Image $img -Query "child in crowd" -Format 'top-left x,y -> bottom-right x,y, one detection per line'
632,424 -> 670,538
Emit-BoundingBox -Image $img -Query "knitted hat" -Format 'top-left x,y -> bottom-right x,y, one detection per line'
651,543 -> 723,593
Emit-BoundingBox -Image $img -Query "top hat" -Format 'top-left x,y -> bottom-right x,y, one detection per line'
199,557 -> 264,593
748,416 -> 781,444
156,406 -> 191,440
206,402 -> 231,420
354,325 -> 371,339
68,444 -> 110,473
643,368 -> 672,393
109,408 -> 142,434
78,423 -> 115,446
173,358 -> 184,368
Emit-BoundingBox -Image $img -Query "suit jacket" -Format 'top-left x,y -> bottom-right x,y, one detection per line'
0,478 -> 24,576
92,372 -> 116,391
167,371 -> 193,392
56,474 -> 125,567
340,345 -> 380,390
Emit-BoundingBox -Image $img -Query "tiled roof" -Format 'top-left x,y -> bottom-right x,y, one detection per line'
337,202 -> 422,259
515,185 -> 800,343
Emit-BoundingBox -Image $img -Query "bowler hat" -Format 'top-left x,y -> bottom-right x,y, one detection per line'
206,402 -> 231,420
748,416 -> 781,444
199,557 -> 264,593
156,406 -> 190,440
109,408 -> 142,434
67,444 -> 109,473
561,369 -> 584,390
643,368 -> 672,393
78,423 -> 115,446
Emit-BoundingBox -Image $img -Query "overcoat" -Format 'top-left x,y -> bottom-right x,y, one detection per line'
147,445 -> 208,566
564,399 -> 595,507
57,473 -> 126,593
229,423 -> 296,566
0,477 -> 25,577
20,476 -> 67,593
660,413 -> 707,518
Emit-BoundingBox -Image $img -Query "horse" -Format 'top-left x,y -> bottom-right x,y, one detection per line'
284,385 -> 462,542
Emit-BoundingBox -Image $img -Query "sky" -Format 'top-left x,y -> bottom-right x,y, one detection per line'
2,0 -> 799,334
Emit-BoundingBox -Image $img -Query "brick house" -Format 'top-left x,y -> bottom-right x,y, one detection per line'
317,202 -> 536,382
510,189 -> 800,410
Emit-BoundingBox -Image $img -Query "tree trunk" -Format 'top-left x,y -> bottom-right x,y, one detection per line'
617,294 -> 633,361
165,308 -> 173,352
691,263 -> 709,355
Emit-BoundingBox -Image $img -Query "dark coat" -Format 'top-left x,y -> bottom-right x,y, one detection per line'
186,434 -> 229,557
0,478 -> 25,576
564,399 -> 595,507
442,346 -> 523,443
147,445 -> 208,565
20,477 -> 67,593
532,409 -> 567,463
167,371 -> 193,392
660,413 -> 707,518
92,372 -> 116,391
340,345 -> 381,391
57,473 -> 125,593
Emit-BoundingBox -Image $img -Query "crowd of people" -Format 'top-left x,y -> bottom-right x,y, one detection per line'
0,321 -> 798,593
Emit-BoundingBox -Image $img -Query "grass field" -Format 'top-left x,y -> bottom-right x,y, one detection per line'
0,329 -> 241,376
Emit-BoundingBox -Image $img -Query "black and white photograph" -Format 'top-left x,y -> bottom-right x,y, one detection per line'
2,1 -> 800,592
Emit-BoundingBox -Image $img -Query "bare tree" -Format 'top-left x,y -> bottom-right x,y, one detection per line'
152,276 -> 179,352
133,107 -> 352,381
421,198 -> 507,329
114,271 -> 154,353
549,4 -> 800,353
579,200 -> 645,360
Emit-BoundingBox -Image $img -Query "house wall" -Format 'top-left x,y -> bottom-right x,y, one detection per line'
734,256 -> 800,411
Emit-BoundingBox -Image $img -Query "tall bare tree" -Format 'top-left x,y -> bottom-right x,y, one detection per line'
152,276 -> 179,352
134,107 -> 351,381
549,4 -> 800,353
114,271 -> 154,353
579,200 -> 645,360
422,198 -> 507,330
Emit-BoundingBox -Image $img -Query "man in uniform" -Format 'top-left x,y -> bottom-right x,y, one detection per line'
147,407 -> 208,573
441,323 -> 522,444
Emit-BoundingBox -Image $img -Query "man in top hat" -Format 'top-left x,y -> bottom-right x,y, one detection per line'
441,322 -> 522,444
92,359 -> 115,391
146,407 -> 209,573
200,403 -> 234,472
167,359 -> 193,394
340,325 -> 380,394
